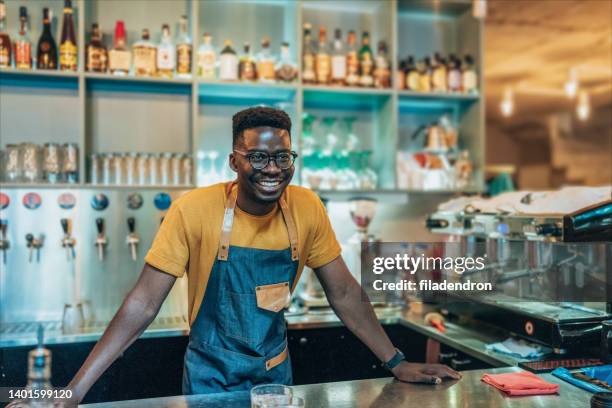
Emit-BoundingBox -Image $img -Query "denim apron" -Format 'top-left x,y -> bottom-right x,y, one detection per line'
182,182 -> 300,394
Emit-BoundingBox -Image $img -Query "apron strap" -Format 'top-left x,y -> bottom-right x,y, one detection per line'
217,182 -> 299,262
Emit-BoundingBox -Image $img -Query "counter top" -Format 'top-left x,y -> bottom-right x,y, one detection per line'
82,367 -> 591,408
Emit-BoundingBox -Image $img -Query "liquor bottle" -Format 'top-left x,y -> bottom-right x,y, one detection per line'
108,20 -> 131,76
373,40 -> 390,88
219,39 -> 238,81
462,54 -> 478,94
345,30 -> 359,87
418,57 -> 432,92
330,29 -> 346,86
37,8 -> 57,70
358,31 -> 373,87
315,26 -> 330,84
405,56 -> 419,91
197,33 -> 216,79
431,52 -> 447,92
0,0 -> 10,68
239,42 -> 257,81
59,0 -> 77,71
447,54 -> 462,92
256,36 -> 275,83
157,24 -> 175,78
14,6 -> 31,70
302,23 -> 316,84
396,59 -> 406,90
275,41 -> 297,82
85,23 -> 107,73
176,15 -> 192,78
133,29 -> 157,77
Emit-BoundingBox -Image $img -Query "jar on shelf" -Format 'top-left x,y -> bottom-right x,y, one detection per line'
62,143 -> 79,183
43,143 -> 61,183
4,144 -> 22,182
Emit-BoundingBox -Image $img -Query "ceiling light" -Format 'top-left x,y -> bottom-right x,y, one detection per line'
472,0 -> 487,18
500,88 -> 514,117
564,68 -> 578,98
576,91 -> 590,121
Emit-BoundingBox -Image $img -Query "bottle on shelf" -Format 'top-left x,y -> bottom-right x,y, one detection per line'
431,52 -> 447,92
219,39 -> 238,81
85,23 -> 107,73
14,6 -> 31,70
0,0 -> 10,68
133,28 -> 157,77
405,56 -> 419,91
302,23 -> 316,84
447,54 -> 462,92
176,15 -> 192,78
275,42 -> 297,83
330,28 -> 346,86
462,54 -> 478,94
108,20 -> 131,76
345,30 -> 359,87
256,36 -> 275,83
36,8 -> 57,70
396,58 -> 406,90
239,42 -> 257,81
358,31 -> 373,87
59,0 -> 77,71
374,40 -> 390,88
315,26 -> 330,85
418,57 -> 432,92
197,32 -> 216,79
157,24 -> 176,78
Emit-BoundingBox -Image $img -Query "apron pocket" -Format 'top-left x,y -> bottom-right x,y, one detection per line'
219,290 -> 257,344
256,281 -> 291,313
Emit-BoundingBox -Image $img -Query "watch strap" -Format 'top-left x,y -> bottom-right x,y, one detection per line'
382,348 -> 406,371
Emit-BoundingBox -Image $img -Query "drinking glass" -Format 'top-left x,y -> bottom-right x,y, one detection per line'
101,153 -> 113,185
125,152 -> 137,186
113,153 -> 125,185
22,143 -> 41,182
182,154 -> 193,185
90,153 -> 100,184
250,384 -> 293,408
4,144 -> 21,182
43,143 -> 61,183
171,153 -> 182,185
137,153 -> 148,186
62,143 -> 79,183
149,153 -> 160,185
160,152 -> 172,186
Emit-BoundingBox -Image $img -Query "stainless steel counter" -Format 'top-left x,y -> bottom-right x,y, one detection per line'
82,367 -> 592,408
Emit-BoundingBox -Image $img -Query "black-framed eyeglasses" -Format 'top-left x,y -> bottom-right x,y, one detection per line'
233,150 -> 298,170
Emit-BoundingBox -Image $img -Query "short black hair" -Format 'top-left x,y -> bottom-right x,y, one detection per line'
232,106 -> 292,147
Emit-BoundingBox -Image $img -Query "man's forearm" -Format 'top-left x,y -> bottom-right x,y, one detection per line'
68,294 -> 158,400
326,278 -> 397,363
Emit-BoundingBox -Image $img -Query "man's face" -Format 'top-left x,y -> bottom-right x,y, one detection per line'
230,127 -> 294,204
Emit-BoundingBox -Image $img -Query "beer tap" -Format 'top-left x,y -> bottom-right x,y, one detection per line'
95,218 -> 107,261
60,218 -> 76,261
25,233 -> 43,263
0,219 -> 9,264
126,217 -> 139,261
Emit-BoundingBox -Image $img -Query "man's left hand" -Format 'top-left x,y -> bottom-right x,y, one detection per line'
391,361 -> 462,384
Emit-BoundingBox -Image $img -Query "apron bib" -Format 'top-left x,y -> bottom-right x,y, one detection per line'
183,182 -> 299,394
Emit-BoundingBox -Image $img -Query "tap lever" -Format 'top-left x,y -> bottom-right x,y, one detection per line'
60,218 -> 76,260
96,218 -> 104,235
95,218 -> 107,261
127,217 -> 135,233
126,217 -> 139,261
0,220 -> 8,264
60,218 -> 69,235
0,219 -> 7,238
26,233 -> 34,263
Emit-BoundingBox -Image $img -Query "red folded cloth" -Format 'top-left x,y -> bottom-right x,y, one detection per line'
481,371 -> 560,396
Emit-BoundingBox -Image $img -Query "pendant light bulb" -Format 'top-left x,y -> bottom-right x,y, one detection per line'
576,91 -> 590,121
565,68 -> 578,98
500,88 -> 514,117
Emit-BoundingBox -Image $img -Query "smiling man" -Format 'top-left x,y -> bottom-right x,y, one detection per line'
62,107 -> 459,402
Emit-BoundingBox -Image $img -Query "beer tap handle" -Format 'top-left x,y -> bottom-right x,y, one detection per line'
0,219 -> 7,239
127,217 -> 135,234
61,218 -> 69,235
26,233 -> 34,263
96,218 -> 104,235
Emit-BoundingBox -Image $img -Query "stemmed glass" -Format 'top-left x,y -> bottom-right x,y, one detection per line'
321,117 -> 338,189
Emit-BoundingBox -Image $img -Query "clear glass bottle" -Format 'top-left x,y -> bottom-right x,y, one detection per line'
157,24 -> 175,78
256,36 -> 276,83
330,29 -> 346,86
358,31 -> 374,87
133,28 -> 157,77
108,20 -> 131,76
315,26 -> 330,85
14,6 -> 32,70
85,23 -> 108,73
197,33 -> 216,79
239,42 -> 257,81
275,42 -> 297,82
0,0 -> 11,68
374,40 -> 390,88
175,15 -> 192,78
59,0 -> 77,71
36,8 -> 57,70
462,54 -> 478,94
302,23 -> 316,84
219,39 -> 238,81
345,30 -> 359,87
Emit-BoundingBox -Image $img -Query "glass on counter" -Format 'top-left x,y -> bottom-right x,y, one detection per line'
251,384 -> 296,408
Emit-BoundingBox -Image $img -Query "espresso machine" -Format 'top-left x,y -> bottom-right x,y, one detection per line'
426,194 -> 611,355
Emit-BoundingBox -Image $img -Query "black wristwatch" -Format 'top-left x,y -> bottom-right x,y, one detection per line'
382,348 -> 406,371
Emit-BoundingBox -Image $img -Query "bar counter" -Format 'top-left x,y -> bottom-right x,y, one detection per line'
82,367 -> 591,408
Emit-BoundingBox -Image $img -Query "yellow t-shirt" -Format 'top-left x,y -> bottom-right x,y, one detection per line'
144,182 -> 341,325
